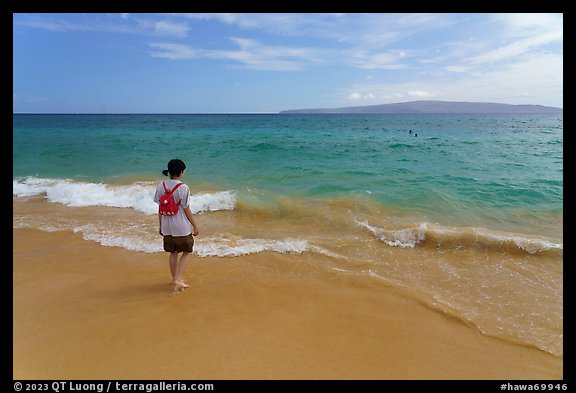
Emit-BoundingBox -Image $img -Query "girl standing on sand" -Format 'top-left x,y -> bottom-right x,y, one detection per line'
153,159 -> 200,289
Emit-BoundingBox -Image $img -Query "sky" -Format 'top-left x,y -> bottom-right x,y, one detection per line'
12,13 -> 563,113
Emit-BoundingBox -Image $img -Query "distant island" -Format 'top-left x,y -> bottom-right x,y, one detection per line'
279,100 -> 563,114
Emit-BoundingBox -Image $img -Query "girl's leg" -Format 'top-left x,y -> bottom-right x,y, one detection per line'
174,252 -> 191,288
169,252 -> 179,283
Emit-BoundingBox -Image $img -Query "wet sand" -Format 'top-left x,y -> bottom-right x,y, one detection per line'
13,228 -> 562,380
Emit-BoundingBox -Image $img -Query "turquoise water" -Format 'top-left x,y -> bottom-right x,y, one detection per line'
13,113 -> 563,237
13,113 -> 564,356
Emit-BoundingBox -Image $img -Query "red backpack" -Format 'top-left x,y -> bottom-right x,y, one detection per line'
158,181 -> 184,216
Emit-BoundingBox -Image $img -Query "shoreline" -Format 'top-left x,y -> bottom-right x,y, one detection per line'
13,228 -> 563,380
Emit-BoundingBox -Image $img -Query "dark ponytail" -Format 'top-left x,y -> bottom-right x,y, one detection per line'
163,159 -> 186,178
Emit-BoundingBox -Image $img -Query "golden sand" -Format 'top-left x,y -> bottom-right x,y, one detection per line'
13,228 -> 562,380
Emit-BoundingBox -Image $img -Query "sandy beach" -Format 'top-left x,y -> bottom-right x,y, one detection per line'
12,228 -> 563,380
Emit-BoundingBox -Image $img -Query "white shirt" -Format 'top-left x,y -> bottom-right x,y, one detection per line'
153,179 -> 192,237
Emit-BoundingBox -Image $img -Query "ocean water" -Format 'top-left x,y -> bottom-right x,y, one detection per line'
13,113 -> 563,356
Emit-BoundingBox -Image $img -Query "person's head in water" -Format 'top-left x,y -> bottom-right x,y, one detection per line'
162,159 -> 186,179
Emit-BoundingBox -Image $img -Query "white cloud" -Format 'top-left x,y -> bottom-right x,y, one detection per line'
148,38 -> 324,71
213,38 -> 314,71
148,42 -> 198,59
135,19 -> 190,38
153,20 -> 190,38
493,13 -> 563,39
13,14 -> 139,34
342,84 -> 435,104
14,13 -> 562,109
14,14 -> 189,38
459,53 -> 563,104
347,92 -> 376,100
468,30 -> 562,65
175,13 -> 347,38
13,16 -> 76,32
445,65 -> 470,73
350,50 -> 408,70
339,52 -> 562,107
173,13 -> 453,50
420,14 -> 563,98
408,90 -> 433,98
451,14 -> 563,67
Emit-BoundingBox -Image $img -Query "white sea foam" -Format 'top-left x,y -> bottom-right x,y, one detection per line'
194,236 -> 310,257
49,220 -> 331,257
13,176 -> 236,215
355,219 -> 427,248
356,219 -> 563,254
73,224 -> 163,253
471,227 -> 563,254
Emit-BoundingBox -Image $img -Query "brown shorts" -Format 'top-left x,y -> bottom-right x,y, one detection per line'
163,234 -> 194,253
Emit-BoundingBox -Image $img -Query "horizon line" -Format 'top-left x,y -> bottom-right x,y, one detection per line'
13,111 -> 563,115
13,100 -> 563,115
12,112 -> 282,115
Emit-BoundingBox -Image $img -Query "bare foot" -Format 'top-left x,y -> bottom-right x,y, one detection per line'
174,280 -> 189,289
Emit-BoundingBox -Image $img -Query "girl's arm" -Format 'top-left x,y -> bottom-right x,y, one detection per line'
184,206 -> 200,236
158,210 -> 163,235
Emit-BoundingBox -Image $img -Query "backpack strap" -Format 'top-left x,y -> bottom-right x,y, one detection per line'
170,182 -> 184,194
162,181 -> 184,207
172,182 -> 184,206
163,181 -> 184,194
